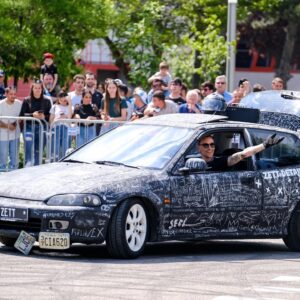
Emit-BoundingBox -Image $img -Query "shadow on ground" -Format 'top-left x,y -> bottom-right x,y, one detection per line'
1,239 -> 300,264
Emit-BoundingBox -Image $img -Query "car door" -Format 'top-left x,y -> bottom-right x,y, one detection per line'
247,128 -> 300,234
168,129 -> 264,239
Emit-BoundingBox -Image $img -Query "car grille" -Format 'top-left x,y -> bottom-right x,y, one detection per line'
0,218 -> 41,232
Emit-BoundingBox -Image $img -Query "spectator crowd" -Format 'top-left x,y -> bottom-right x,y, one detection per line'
0,52 -> 287,171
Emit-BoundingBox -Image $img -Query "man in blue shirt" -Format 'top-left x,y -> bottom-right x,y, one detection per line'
214,75 -> 232,103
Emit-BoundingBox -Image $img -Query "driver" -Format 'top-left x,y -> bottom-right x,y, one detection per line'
198,134 -> 284,171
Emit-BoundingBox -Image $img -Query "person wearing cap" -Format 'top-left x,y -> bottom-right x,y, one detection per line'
0,70 -> 6,100
0,87 -> 22,171
144,91 -> 178,117
40,52 -> 58,94
130,88 -> 148,121
166,77 -> 186,106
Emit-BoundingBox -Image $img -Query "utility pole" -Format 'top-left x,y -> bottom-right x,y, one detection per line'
226,0 -> 237,92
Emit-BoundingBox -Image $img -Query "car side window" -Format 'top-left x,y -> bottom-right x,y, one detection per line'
173,130 -> 250,173
248,129 -> 300,169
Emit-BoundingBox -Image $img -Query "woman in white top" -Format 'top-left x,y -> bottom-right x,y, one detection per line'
49,91 -> 73,160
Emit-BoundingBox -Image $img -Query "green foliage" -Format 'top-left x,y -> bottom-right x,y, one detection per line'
1,0 -> 296,89
0,0 -> 109,85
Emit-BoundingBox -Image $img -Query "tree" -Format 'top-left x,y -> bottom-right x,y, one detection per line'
0,0 -> 109,86
237,0 -> 300,87
104,0 -> 229,89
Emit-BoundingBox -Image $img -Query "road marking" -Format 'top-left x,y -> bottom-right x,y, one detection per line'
272,276 -> 300,282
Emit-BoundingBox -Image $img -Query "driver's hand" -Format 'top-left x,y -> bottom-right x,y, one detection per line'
263,134 -> 284,149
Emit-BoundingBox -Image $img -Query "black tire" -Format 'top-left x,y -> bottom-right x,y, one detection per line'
0,236 -> 17,247
106,199 -> 148,259
283,209 -> 300,251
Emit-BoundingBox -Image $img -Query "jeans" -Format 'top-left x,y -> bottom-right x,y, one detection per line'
0,139 -> 20,171
77,125 -> 96,147
24,124 -> 46,166
51,125 -> 70,161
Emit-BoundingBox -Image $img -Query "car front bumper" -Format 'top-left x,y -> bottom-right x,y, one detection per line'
0,197 -> 112,246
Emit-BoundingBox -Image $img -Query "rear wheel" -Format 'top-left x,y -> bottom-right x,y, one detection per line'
283,209 -> 300,251
0,236 -> 17,247
106,199 -> 148,258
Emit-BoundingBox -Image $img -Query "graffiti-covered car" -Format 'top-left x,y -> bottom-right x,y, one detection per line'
0,113 -> 300,258
240,90 -> 300,130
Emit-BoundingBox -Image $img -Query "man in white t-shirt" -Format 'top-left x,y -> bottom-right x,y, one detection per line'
144,91 -> 178,117
68,74 -> 85,107
0,87 -> 22,171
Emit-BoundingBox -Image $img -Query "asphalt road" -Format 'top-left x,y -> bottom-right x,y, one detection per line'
0,239 -> 300,300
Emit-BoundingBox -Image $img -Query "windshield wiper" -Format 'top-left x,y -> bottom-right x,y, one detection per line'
94,160 -> 140,169
62,159 -> 90,164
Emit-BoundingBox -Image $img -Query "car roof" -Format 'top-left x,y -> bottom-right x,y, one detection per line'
129,113 -> 299,136
240,90 -> 300,116
132,114 -> 228,128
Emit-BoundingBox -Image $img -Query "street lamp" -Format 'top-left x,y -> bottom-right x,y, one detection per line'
226,0 -> 238,92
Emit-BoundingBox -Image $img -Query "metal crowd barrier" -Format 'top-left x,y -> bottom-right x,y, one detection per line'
49,119 -> 125,162
0,117 -> 125,171
0,116 -> 48,171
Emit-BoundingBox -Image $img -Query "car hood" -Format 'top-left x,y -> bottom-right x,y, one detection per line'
0,162 -> 154,201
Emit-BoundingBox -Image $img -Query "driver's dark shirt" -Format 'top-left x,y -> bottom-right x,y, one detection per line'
207,156 -> 229,171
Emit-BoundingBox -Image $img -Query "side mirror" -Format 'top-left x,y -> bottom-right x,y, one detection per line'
65,148 -> 75,156
179,158 -> 208,173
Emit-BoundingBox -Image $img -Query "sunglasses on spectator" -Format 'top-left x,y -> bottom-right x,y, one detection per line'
199,143 -> 215,149
216,82 -> 226,85
202,88 -> 210,91
152,84 -> 161,88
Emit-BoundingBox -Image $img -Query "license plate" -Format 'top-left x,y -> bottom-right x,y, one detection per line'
38,232 -> 70,250
0,206 -> 28,222
14,231 -> 36,255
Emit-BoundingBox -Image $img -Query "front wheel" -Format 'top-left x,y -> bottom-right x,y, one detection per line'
283,209 -> 300,251
0,236 -> 17,247
106,199 -> 148,259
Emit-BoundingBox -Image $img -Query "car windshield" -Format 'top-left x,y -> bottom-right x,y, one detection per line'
240,90 -> 300,116
64,124 -> 193,169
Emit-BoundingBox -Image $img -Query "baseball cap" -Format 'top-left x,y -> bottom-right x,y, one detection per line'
0,70 -> 4,77
134,89 -> 148,104
43,52 -> 54,59
113,79 -> 123,86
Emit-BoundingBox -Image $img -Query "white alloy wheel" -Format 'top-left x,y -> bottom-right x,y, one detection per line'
125,204 -> 147,252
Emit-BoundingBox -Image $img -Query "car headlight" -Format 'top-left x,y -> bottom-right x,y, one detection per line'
47,194 -> 101,207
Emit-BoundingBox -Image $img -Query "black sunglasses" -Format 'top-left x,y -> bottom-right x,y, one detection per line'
199,143 -> 215,149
